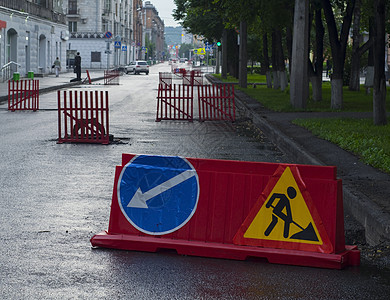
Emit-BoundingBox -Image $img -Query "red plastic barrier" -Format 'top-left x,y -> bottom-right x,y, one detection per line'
156,84 -> 193,122
8,79 -> 39,111
91,154 -> 360,269
104,70 -> 120,85
198,84 -> 235,121
57,90 -> 110,144
173,68 -> 187,76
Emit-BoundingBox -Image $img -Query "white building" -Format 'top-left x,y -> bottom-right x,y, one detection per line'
0,0 -> 68,79
64,0 -> 134,70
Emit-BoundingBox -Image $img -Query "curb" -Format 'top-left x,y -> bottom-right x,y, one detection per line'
205,74 -> 390,246
0,76 -> 105,105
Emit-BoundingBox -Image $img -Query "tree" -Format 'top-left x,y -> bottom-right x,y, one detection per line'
348,0 -> 373,91
290,0 -> 309,109
321,0 -> 356,109
308,1 -> 325,102
372,0 -> 387,125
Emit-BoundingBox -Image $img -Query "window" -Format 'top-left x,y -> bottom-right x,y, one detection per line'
68,0 -> 78,14
91,52 -> 101,63
68,21 -> 77,33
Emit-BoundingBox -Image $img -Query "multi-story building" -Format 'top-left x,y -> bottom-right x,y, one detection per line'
133,0 -> 143,60
0,0 -> 68,79
64,0 -> 134,69
1,0 -> 166,79
143,1 -> 163,61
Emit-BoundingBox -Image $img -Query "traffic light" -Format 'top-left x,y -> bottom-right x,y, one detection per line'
216,41 -> 221,47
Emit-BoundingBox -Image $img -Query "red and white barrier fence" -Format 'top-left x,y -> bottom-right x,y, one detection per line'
198,84 -> 235,121
183,70 -> 203,86
8,79 -> 39,111
104,70 -> 120,85
57,90 -> 110,144
159,72 -> 173,88
156,84 -> 194,122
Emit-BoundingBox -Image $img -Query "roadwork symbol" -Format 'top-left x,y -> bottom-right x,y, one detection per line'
243,167 -> 322,244
233,166 -> 335,252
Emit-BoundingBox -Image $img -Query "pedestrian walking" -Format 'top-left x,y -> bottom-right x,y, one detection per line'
53,57 -> 61,77
74,52 -> 81,81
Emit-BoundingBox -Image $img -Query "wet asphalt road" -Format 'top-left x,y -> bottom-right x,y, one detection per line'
1,63 -> 390,299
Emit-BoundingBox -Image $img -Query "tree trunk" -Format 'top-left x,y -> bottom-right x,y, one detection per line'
349,0 -> 362,91
331,78 -> 344,109
311,75 -> 323,102
227,30 -> 239,78
272,30 -> 280,89
290,0 -> 309,109
373,0 -> 387,125
312,7 -> 324,101
221,29 -> 228,79
286,26 -> 293,75
365,19 -> 375,93
321,0 -> 355,109
262,33 -> 272,88
239,21 -> 248,88
275,29 -> 287,91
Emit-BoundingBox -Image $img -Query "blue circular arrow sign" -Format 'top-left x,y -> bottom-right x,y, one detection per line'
117,155 -> 200,235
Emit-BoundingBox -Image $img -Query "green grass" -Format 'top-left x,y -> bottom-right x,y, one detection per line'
293,118 -> 390,174
213,73 -> 390,173
213,74 -> 390,112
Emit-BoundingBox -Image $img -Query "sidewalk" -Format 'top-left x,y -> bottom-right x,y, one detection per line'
206,74 -> 390,247
0,69 -> 105,104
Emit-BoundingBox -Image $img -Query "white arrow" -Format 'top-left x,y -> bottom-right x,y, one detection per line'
127,169 -> 196,209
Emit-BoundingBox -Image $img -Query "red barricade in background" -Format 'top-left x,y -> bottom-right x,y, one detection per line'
91,154 -> 360,269
156,84 -> 193,122
104,70 -> 120,85
198,84 -> 235,121
8,79 -> 39,111
183,70 -> 203,86
57,90 -> 110,144
159,72 -> 172,88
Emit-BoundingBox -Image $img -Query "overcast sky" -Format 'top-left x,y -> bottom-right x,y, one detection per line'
152,0 -> 180,27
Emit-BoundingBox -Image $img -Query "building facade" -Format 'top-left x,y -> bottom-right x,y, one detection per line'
0,0 -> 166,79
64,0 -> 134,69
0,0 -> 68,79
143,1 -> 164,61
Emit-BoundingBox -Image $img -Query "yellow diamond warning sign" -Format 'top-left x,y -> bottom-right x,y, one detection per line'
244,167 -> 322,244
233,165 -> 333,253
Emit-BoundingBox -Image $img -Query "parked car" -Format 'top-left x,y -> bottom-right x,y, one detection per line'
125,61 -> 149,75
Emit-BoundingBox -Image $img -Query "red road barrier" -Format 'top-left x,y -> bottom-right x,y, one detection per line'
91,154 -> 360,269
183,70 -> 203,86
57,90 -> 110,144
198,84 -> 235,121
173,68 -> 187,76
156,84 -> 193,122
159,72 -> 172,88
85,70 -> 92,84
8,79 -> 39,111
104,70 -> 120,85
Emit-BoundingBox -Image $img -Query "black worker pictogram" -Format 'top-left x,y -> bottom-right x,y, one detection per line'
264,186 -> 319,241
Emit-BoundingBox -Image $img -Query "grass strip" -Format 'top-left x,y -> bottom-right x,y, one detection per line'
293,118 -> 390,174
212,74 -> 390,112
